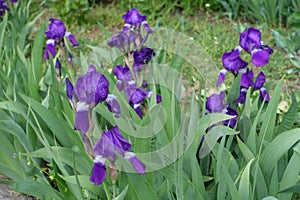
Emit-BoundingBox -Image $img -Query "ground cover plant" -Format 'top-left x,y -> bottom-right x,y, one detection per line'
0,1 -> 299,200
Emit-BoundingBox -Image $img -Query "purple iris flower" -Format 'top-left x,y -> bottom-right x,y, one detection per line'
206,92 -> 238,128
133,47 -> 155,73
239,27 -> 273,67
122,8 -> 152,34
107,31 -> 131,52
237,70 -> 270,104
106,94 -> 121,118
254,71 -> 270,102
66,66 -> 109,134
90,126 -> 146,185
216,49 -> 248,86
0,0 -> 17,16
45,18 -> 66,41
0,0 -> 8,16
44,18 -> 78,60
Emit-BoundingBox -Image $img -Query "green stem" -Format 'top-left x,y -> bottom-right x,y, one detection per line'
103,182 -> 112,200
113,183 -> 117,199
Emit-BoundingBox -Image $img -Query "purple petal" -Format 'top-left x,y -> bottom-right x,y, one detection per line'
142,22 -> 152,34
55,58 -> 61,69
125,152 -> 146,174
122,9 -> 146,26
239,27 -> 261,53
156,95 -> 162,103
107,31 -> 130,51
93,126 -> 132,158
106,95 -> 121,118
251,49 -> 271,67
95,75 -> 109,104
11,0 -> 18,3
74,110 -> 89,134
134,106 -> 143,118
240,70 -> 254,89
45,18 -> 66,40
129,88 -> 148,105
236,88 -> 248,104
222,49 -> 248,75
259,88 -> 270,103
66,78 -> 73,100
44,40 -> 56,60
254,71 -> 266,90
223,106 -> 238,128
206,92 -> 225,113
216,69 -> 227,86
65,32 -> 78,46
90,162 -> 106,185
75,66 -> 109,105
113,65 -> 134,82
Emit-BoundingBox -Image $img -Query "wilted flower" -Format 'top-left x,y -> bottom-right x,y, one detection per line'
90,126 -> 146,185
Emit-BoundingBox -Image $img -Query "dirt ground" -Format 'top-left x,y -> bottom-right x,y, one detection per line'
0,177 -> 35,200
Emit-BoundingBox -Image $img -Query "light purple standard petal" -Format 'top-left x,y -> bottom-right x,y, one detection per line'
216,69 -> 227,86
90,162 -> 106,185
251,49 -> 271,67
240,70 -> 254,89
222,49 -> 248,75
66,78 -> 73,100
239,27 -> 261,53
74,110 -> 89,134
45,18 -> 66,40
259,88 -> 270,103
65,32 -> 78,46
206,92 -> 225,113
125,152 -> 146,174
254,71 -> 266,90
44,40 -> 56,60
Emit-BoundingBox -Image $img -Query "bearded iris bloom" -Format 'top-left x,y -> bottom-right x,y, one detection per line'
122,8 -> 152,34
133,47 -> 156,73
44,18 -> 78,59
240,27 -> 273,67
237,70 -> 270,104
206,92 -> 238,128
216,49 -> 248,86
66,66 -> 120,134
0,0 -> 17,16
90,126 -> 146,185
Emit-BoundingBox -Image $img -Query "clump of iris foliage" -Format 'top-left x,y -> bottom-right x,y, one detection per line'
0,1 -> 299,200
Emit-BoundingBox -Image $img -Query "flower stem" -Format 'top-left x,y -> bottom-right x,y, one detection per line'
103,182 -> 112,200
113,183 -> 117,199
